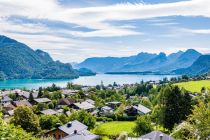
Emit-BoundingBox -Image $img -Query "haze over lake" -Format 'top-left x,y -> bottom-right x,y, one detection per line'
0,74 -> 177,89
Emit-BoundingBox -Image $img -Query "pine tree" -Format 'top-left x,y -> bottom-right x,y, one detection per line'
29,92 -> 34,102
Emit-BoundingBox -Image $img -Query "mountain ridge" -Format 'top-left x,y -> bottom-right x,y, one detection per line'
0,35 -> 94,80
77,49 -> 202,73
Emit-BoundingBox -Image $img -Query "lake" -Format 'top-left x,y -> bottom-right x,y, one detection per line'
0,74 -> 177,89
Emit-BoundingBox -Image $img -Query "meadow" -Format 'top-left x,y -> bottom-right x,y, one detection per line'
175,80 -> 210,93
92,121 -> 136,137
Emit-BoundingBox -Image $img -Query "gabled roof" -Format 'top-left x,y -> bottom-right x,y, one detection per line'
61,129 -> 99,140
102,106 -> 112,111
59,120 -> 88,135
13,100 -> 32,107
40,109 -> 58,115
140,131 -> 175,140
19,91 -> 38,99
62,89 -> 79,95
2,96 -> 12,102
33,98 -> 51,103
86,99 -> 95,105
134,104 -> 151,114
74,101 -> 95,110
3,102 -> 15,110
58,98 -> 75,105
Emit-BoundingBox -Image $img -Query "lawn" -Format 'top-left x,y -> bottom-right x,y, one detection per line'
92,121 -> 136,137
175,80 -> 210,93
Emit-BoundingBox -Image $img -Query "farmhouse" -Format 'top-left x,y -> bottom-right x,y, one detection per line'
73,101 -> 95,112
40,109 -> 59,115
46,120 -> 99,140
125,104 -> 151,116
57,98 -> 75,108
32,98 -> 51,104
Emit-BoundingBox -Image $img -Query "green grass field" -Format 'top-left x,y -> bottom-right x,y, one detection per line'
175,80 -> 210,93
92,121 -> 136,137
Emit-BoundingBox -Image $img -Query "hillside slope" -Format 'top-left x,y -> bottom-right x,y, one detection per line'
0,35 -> 79,80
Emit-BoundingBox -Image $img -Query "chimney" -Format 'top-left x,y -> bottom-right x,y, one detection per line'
159,134 -> 163,140
67,122 -> 72,128
74,130 -> 77,134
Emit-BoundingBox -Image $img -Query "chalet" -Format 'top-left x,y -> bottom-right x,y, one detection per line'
106,101 -> 121,109
41,109 -> 59,115
61,129 -> 99,140
18,91 -> 38,100
12,100 -> 32,107
100,106 -> 113,116
86,99 -> 95,105
139,130 -> 175,140
32,98 -> 51,104
57,98 -> 75,108
62,89 -> 79,96
46,120 -> 99,140
73,101 -> 95,112
3,102 -> 15,112
1,96 -> 12,104
125,104 -> 151,116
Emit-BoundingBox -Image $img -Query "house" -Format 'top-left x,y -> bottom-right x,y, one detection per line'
73,101 -> 95,112
46,120 -> 99,140
1,96 -> 12,104
106,101 -> 121,109
32,98 -> 51,104
139,130 -> 176,140
86,99 -> 95,105
18,91 -> 38,100
12,100 -> 32,107
61,129 -> 99,140
57,98 -> 75,108
3,102 -> 15,112
125,104 -> 151,116
62,89 -> 79,96
100,106 -> 113,116
41,109 -> 59,115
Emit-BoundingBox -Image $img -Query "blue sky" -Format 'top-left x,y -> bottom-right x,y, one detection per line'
0,0 -> 210,62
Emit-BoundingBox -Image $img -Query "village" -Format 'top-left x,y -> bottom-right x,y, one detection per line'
0,81 -> 185,140
0,76 -> 209,140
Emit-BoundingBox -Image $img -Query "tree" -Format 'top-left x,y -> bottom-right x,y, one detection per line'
0,114 -> 37,140
11,106 -> 40,133
8,93 -> 17,101
58,114 -> 69,124
29,92 -> 34,102
51,91 -> 62,100
38,87 -> 43,98
172,100 -> 210,139
40,115 -> 61,130
69,110 -> 96,129
37,103 -> 48,111
158,85 -> 192,130
134,115 -> 153,136
188,100 -> 210,139
67,82 -> 73,89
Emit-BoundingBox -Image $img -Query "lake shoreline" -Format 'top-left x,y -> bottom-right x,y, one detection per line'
0,74 -> 178,90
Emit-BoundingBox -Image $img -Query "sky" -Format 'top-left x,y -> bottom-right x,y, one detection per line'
0,0 -> 210,62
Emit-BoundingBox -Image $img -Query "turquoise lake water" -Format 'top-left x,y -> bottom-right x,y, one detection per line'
0,74 -> 177,89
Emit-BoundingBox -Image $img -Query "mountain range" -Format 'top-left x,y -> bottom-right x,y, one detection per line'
77,49 -> 205,74
174,55 -> 210,75
0,35 -> 95,80
1,35 -> 210,80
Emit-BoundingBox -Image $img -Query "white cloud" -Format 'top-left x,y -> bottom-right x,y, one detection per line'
181,28 -> 210,34
0,0 -> 210,37
0,0 -> 210,62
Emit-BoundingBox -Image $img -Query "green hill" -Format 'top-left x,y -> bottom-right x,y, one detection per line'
175,80 -> 210,93
0,35 -> 79,80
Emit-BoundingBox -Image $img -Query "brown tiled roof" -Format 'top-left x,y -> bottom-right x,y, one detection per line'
58,98 -> 75,105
